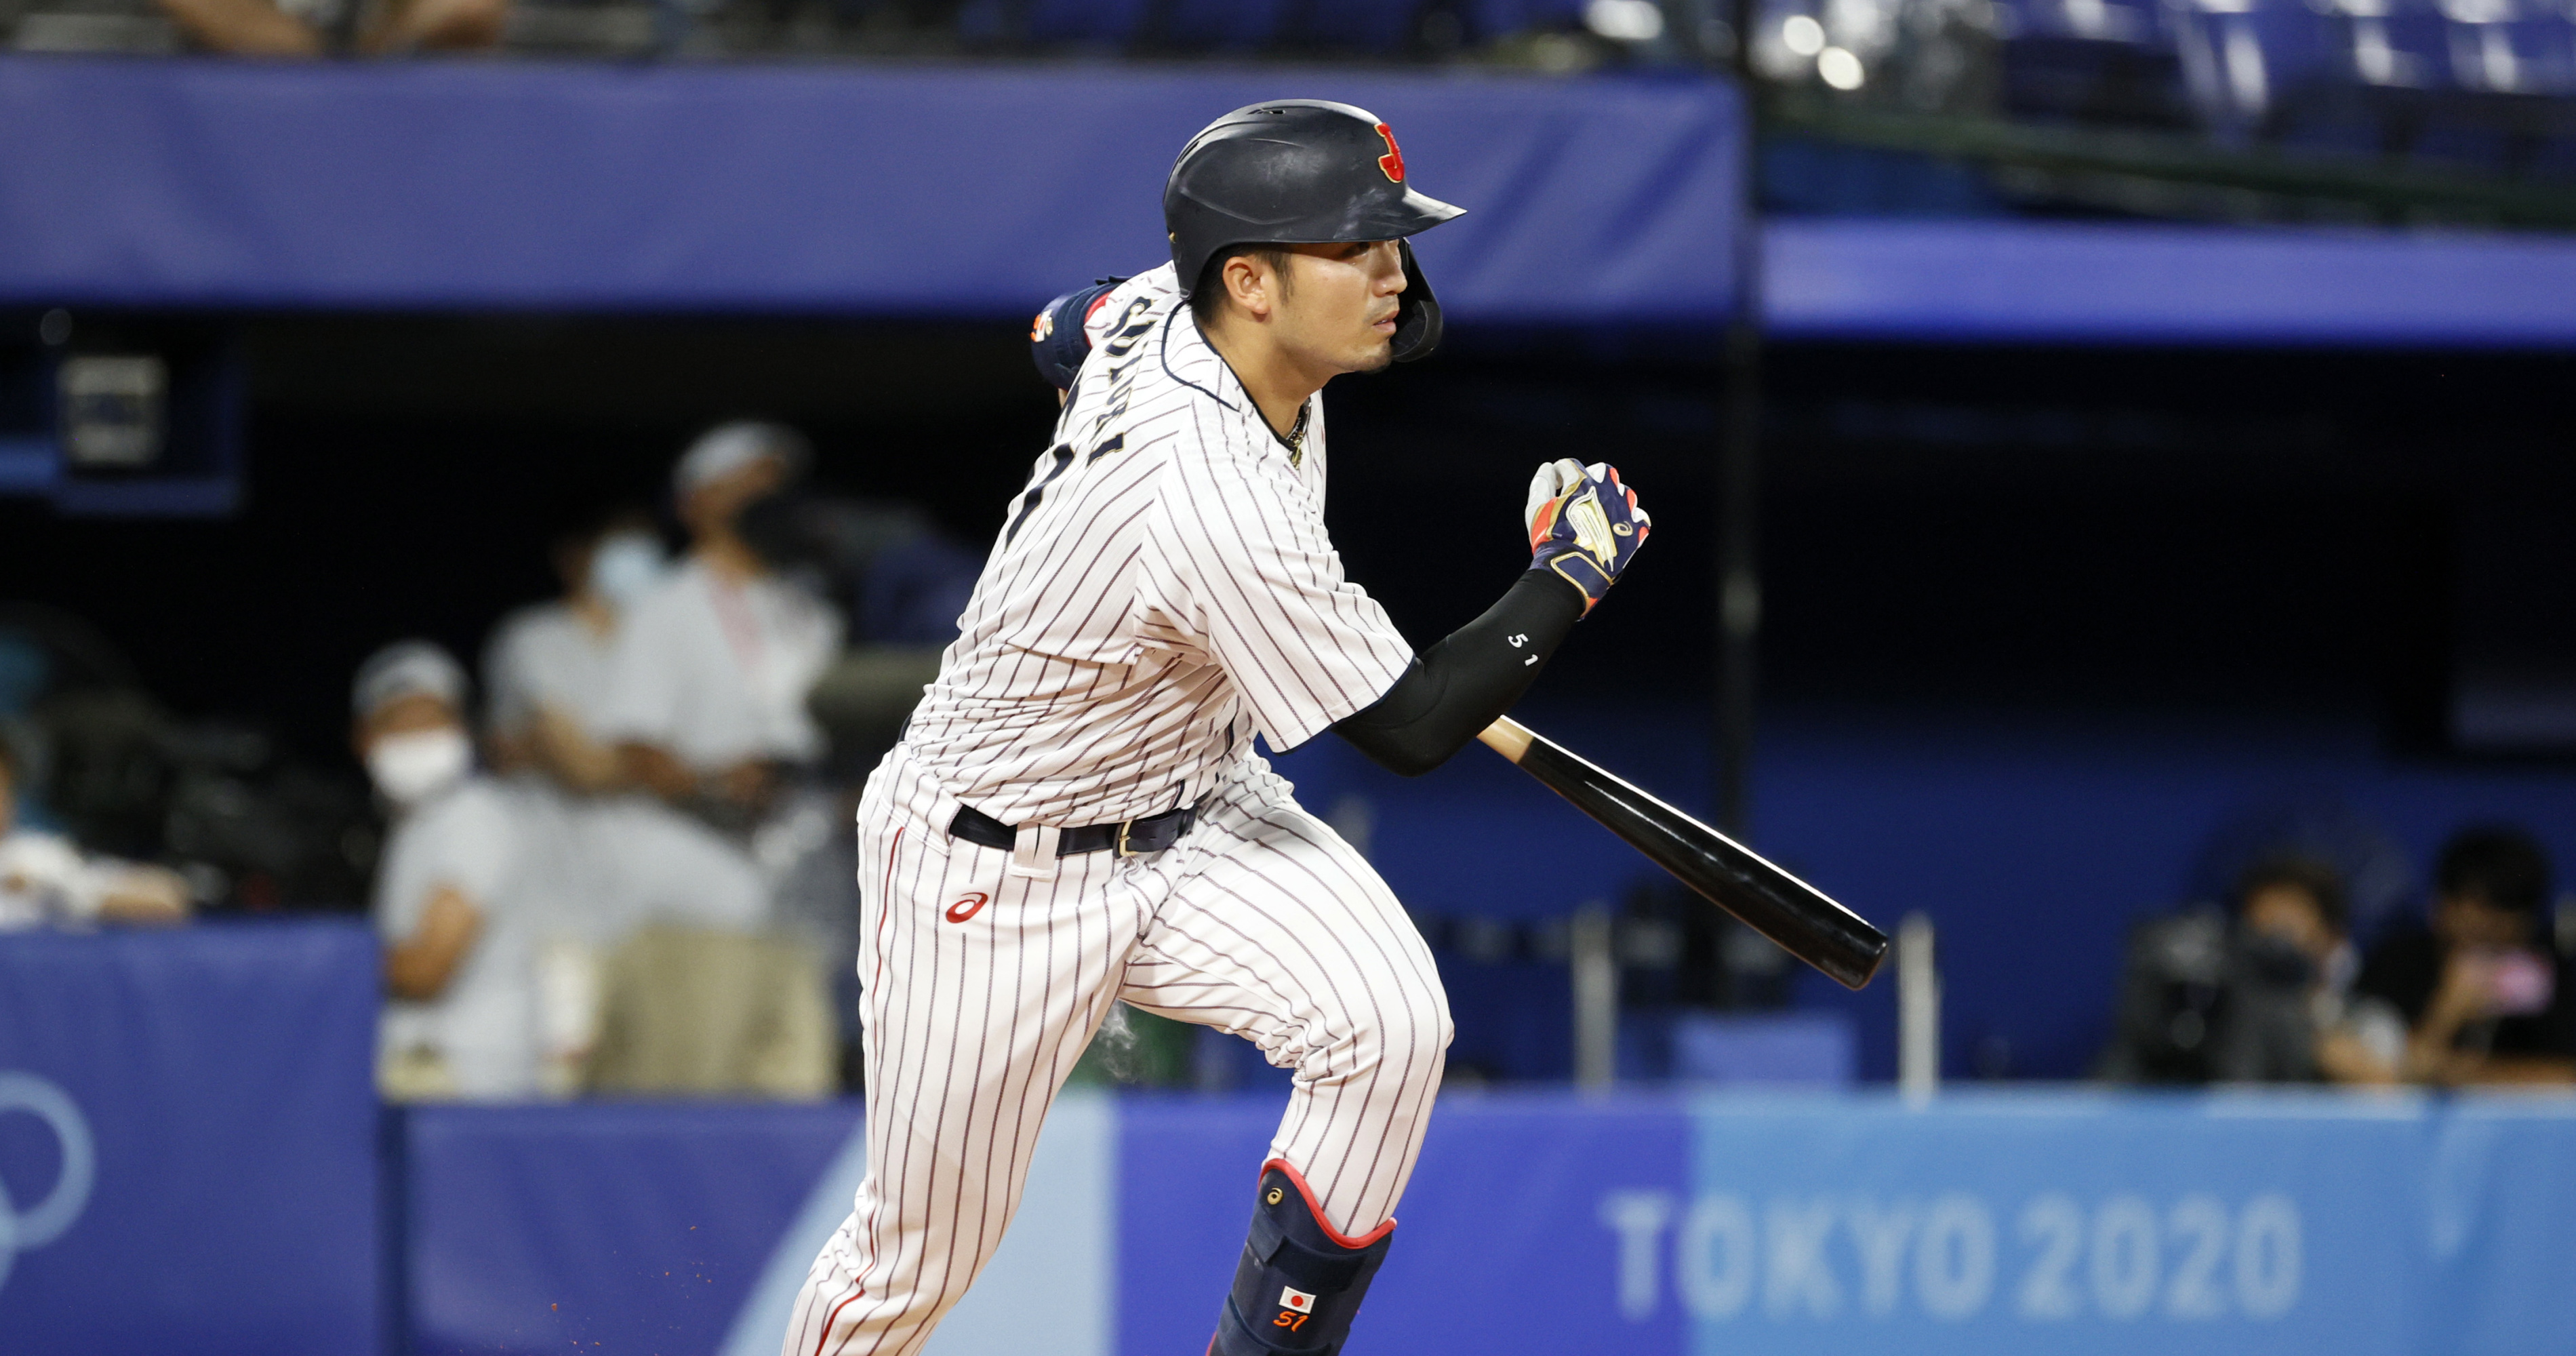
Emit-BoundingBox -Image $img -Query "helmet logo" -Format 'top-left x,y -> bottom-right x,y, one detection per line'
1373,122 -> 1405,184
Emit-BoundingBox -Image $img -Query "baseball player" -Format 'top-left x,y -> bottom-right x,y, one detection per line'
784,100 -> 1650,1356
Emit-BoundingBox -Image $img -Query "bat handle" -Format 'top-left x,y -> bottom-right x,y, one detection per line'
1476,716 -> 1534,763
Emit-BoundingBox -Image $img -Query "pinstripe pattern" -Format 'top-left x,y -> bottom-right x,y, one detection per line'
904,264 -> 1413,826
784,262 -> 1450,1356
782,749 -> 1451,1356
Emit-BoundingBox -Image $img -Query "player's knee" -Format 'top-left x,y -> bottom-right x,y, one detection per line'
1422,987 -> 1455,1061
1416,968 -> 1456,1054
1344,984 -> 1451,1085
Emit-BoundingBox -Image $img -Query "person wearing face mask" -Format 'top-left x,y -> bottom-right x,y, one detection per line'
595,423 -> 843,840
485,505 -> 667,796
359,641 -> 544,1100
481,506 -> 770,955
2098,855 -> 2364,1085
2209,856 -> 2362,1083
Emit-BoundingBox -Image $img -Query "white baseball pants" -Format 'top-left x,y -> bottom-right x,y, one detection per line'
782,746 -> 1453,1356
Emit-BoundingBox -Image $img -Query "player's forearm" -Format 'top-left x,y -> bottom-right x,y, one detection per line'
384,888 -> 482,1001
1333,570 -> 1584,777
2314,1030 -> 2398,1085
535,707 -> 626,794
2474,1054 -> 2576,1085
618,742 -> 697,799
155,0 -> 322,53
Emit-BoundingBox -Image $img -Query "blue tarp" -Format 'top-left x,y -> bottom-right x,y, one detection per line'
0,921 -> 380,1356
9,59 -> 2576,342
404,1102 -> 857,1356
8,59 -> 2574,342
0,58 -> 1744,321
395,1089 -> 2576,1356
1764,218 -> 2576,346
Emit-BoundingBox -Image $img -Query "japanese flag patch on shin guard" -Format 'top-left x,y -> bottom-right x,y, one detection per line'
1209,1162 -> 1394,1355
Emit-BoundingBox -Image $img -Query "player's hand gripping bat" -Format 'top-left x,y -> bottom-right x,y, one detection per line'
1476,716 -> 1888,990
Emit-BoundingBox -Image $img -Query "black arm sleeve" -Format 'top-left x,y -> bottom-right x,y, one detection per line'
1331,569 -> 1586,777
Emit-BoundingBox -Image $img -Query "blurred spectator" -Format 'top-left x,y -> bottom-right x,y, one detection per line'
584,922 -> 835,1100
734,486 -> 976,779
2211,856 -> 2358,1082
0,732 -> 189,928
2099,855 -> 2359,1084
597,422 -> 843,838
2189,796 -> 2415,951
0,605 -> 374,913
360,640 -> 545,1100
153,0 -> 502,55
479,506 -> 770,946
2343,827 -> 2576,1088
485,505 -> 666,795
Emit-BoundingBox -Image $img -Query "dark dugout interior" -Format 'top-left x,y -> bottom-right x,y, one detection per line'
4,308 -> 2573,783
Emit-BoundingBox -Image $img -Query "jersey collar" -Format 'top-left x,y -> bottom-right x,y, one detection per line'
1161,307 -> 1237,414
1168,308 -> 1314,466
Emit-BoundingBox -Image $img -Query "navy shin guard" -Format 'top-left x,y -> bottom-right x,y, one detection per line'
1209,1160 -> 1393,1356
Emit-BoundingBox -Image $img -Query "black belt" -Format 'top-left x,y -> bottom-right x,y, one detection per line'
948,799 -> 1199,858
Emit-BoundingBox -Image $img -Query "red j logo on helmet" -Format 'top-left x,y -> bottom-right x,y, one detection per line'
1372,123 -> 1405,183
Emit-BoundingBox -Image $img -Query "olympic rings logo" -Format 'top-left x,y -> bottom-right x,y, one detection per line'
0,1072 -> 95,1294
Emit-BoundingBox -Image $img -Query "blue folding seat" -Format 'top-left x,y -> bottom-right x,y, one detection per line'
2314,0 -> 2452,89
1468,0 -> 1590,43
2510,9 -> 2576,91
1019,0 -> 1150,44
2009,0 -> 2165,43
1994,0 -> 2196,125
2216,0 -> 2414,142
1297,0 -> 1421,52
2434,0 -> 2576,90
1157,0 -> 1287,50
2167,0 -> 2331,133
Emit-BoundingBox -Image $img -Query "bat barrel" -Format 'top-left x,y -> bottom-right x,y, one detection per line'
1512,730 -> 1889,991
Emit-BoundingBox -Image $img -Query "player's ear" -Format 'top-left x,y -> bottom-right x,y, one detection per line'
1224,254 -> 1271,321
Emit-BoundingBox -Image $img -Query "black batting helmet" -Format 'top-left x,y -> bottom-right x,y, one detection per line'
1164,100 -> 1465,363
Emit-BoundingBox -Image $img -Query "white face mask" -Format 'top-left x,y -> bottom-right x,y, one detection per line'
588,532 -> 667,609
367,728 -> 471,808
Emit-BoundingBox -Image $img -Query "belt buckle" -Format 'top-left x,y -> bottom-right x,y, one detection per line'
1114,818 -> 1135,858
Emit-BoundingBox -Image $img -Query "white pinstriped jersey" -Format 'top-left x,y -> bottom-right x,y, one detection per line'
902,264 -> 1415,826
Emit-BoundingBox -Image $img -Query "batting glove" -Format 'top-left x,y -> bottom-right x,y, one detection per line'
1526,458 -> 1649,614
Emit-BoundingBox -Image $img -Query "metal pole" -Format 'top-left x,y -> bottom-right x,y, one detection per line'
1716,321 -> 1760,839
1571,903 -> 1619,1092
1897,913 -> 1941,1104
1714,0 -> 1765,839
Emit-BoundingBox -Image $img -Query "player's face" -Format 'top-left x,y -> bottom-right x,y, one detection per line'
1274,240 -> 1407,376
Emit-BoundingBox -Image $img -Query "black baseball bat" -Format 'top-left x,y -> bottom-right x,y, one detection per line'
1476,716 -> 1888,991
